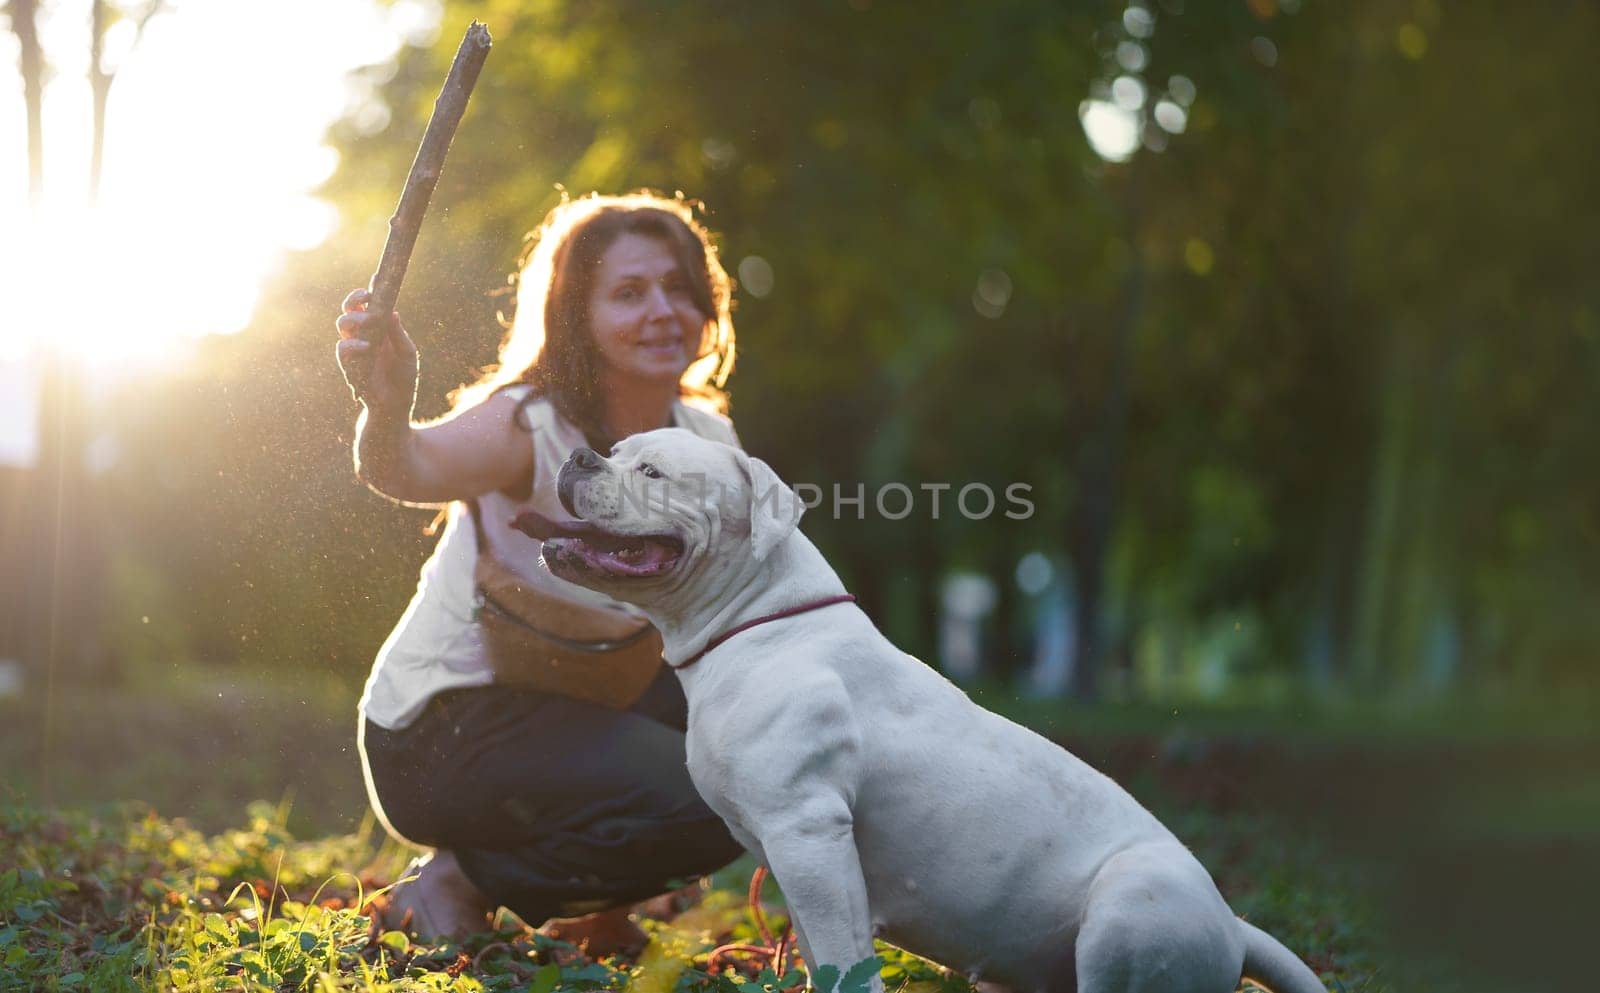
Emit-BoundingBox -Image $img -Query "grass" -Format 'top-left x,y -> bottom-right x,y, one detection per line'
0,661 -> 369,837
0,796 -> 1382,993
1,660 -> 1507,991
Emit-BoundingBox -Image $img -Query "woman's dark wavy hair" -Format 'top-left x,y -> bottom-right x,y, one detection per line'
450,191 -> 736,439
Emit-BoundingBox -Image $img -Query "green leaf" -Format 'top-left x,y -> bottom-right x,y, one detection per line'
530,962 -> 561,993
810,965 -> 840,993
560,961 -> 620,985
204,912 -> 232,939
379,930 -> 409,952
838,955 -> 883,993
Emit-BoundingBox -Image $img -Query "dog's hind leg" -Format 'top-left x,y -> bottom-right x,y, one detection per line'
1073,842 -> 1244,993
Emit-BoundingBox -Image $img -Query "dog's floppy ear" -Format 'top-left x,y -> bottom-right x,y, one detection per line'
735,449 -> 802,561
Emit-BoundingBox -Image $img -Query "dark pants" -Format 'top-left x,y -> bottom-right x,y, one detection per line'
359,668 -> 744,924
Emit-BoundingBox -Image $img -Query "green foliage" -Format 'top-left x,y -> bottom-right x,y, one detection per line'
0,798 -> 402,992
0,794 -> 1395,992
837,956 -> 889,993
75,0 -> 1583,705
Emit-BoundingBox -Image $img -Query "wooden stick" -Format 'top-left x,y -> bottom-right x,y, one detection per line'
361,21 -> 493,340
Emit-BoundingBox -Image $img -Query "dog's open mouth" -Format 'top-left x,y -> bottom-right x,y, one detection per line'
511,511 -> 683,578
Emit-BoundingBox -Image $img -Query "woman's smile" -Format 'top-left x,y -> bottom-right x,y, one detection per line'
635,334 -> 688,357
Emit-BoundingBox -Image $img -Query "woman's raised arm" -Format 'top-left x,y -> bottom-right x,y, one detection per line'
336,288 -> 534,505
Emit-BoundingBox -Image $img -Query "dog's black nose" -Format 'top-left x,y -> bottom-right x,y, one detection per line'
558,447 -> 604,517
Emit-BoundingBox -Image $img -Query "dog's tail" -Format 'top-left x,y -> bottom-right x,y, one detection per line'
1237,918 -> 1326,993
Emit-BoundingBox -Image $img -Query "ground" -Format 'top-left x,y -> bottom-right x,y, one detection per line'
7,661 -> 1583,991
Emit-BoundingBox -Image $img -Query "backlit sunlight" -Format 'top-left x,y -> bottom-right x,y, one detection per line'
0,0 -> 434,367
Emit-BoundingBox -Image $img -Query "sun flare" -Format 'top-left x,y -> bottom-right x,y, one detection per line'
0,0 -> 412,368
1,203 -> 268,364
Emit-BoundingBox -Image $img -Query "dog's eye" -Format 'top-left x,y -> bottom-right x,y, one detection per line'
638,462 -> 665,479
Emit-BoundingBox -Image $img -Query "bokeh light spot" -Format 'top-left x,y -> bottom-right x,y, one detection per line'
1169,74 -> 1197,107
738,255 -> 774,299
1154,99 -> 1188,134
1016,552 -> 1054,595
972,268 -> 1013,320
1112,74 -> 1148,111
1397,23 -> 1428,60
1080,101 -> 1140,162
1116,41 -> 1148,73
1123,5 -> 1156,38
968,97 -> 1002,131
701,137 -> 736,170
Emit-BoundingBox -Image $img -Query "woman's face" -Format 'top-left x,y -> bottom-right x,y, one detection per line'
586,232 -> 703,387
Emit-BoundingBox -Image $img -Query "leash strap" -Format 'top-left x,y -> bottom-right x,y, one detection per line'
668,594 -> 857,671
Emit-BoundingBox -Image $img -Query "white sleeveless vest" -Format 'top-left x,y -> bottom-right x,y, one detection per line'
359,390 -> 739,729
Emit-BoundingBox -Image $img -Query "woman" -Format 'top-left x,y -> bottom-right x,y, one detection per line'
335,192 -> 747,950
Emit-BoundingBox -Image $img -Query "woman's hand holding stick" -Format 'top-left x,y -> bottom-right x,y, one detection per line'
335,21 -> 491,494
362,20 -> 493,340
337,21 -> 491,411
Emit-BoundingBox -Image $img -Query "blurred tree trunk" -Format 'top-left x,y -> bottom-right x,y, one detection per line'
7,0 -> 51,680
985,528 -> 1021,687
89,0 -> 164,203
27,353 -> 102,677
38,0 -> 163,682
1303,497 -> 1359,690
1391,370 -> 1447,691
850,540 -> 887,637
90,0 -> 110,202
8,0 -> 148,682
8,0 -> 44,201
1348,333 -> 1470,697
0,466 -> 26,663
912,526 -> 940,662
1349,336 -> 1410,689
1069,177 -> 1145,702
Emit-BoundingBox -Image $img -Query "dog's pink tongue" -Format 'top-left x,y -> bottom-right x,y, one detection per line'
580,539 -> 680,577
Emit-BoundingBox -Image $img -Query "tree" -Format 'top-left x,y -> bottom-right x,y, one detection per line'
6,0 -> 43,202
4,0 -> 167,682
70,0 -> 1599,707
89,1 -> 164,203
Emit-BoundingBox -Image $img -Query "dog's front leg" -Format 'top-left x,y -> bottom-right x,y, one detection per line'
712,675 -> 877,990
763,812 -> 879,993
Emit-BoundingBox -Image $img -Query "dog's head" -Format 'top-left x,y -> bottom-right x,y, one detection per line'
512,428 -> 803,607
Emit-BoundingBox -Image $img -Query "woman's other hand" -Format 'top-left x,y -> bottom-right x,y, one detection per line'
336,288 -> 420,418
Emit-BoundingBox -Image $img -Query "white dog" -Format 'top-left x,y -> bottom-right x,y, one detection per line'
513,429 -> 1326,993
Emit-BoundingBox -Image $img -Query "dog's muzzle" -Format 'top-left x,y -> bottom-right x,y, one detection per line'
557,447 -> 605,518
